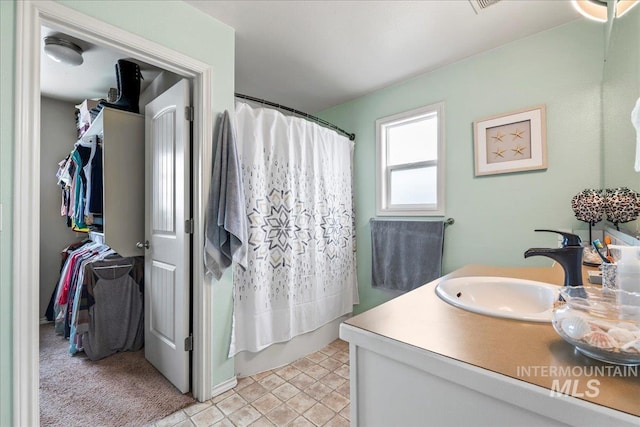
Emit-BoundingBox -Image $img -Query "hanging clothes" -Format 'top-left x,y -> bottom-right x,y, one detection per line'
56,135 -> 104,232
67,245 -> 116,354
52,240 -> 144,359
81,256 -> 144,361
45,239 -> 90,321
54,241 -> 100,331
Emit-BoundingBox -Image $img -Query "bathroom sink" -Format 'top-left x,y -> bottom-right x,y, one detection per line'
435,276 -> 560,322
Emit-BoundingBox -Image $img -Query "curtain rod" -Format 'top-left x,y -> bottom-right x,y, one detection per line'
234,93 -> 356,141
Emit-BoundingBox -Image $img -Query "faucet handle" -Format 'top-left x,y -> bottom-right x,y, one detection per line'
534,229 -> 582,247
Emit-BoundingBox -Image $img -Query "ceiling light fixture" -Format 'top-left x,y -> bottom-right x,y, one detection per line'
43,36 -> 84,66
572,0 -> 639,22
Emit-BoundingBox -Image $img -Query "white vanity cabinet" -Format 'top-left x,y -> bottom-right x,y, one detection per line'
340,265 -> 640,427
83,107 -> 144,257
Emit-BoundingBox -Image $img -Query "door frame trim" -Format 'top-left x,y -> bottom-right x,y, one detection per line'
14,2 -> 213,424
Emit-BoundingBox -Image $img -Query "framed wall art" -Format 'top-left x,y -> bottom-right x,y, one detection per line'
473,105 -> 547,176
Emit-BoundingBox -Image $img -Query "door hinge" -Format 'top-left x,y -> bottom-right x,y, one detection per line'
185,218 -> 194,234
185,106 -> 194,121
184,334 -> 193,352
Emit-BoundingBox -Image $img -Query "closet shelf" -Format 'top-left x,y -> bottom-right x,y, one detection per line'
82,106 -> 142,140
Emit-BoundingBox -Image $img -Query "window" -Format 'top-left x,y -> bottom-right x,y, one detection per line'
376,102 -> 445,216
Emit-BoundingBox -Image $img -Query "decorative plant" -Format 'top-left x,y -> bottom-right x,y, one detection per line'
571,188 -> 605,242
604,187 -> 640,230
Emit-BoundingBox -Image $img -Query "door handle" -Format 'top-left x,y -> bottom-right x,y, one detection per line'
136,240 -> 150,249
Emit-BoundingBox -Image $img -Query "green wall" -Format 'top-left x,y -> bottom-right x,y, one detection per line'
603,6 -> 640,237
0,1 -> 236,424
1,2 -> 626,423
0,1 -> 16,425
320,19 -> 605,313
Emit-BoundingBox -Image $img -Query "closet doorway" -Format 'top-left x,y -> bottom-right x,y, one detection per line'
14,2 -> 214,425
39,30 -> 192,424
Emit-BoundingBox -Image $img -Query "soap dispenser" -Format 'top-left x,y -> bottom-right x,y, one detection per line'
608,245 -> 640,295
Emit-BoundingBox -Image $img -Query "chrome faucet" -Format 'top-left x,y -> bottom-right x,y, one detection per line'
524,229 -> 584,287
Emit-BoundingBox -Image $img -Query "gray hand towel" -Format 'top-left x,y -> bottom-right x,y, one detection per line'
371,219 -> 444,292
204,111 -> 248,279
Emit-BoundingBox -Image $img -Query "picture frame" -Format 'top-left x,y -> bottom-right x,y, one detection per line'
473,105 -> 547,176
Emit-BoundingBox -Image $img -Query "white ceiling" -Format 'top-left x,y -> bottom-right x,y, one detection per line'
40,26 -> 161,104
40,1 -> 581,113
186,0 -> 580,112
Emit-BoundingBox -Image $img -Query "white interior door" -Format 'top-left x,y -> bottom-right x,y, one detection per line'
143,79 -> 191,393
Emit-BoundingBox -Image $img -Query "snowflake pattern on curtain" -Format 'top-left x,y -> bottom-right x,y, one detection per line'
230,102 -> 358,355
236,155 -> 355,306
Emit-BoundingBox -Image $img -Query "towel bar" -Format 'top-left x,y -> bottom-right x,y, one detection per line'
369,217 -> 455,226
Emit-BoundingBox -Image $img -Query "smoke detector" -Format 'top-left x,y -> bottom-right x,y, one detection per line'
469,0 -> 502,14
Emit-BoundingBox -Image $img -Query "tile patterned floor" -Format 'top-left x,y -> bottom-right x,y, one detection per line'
150,340 -> 350,427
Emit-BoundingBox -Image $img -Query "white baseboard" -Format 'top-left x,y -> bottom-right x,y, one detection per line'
210,376 -> 237,398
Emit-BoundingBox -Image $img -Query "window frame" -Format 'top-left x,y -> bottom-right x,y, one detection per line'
376,102 -> 446,216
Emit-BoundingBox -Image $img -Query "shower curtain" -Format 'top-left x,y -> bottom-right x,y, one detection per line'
229,101 -> 358,356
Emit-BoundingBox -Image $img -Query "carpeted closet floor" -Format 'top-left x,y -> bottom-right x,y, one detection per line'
39,323 -> 195,426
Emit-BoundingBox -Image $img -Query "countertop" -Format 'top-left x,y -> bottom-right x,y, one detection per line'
344,264 -> 640,418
